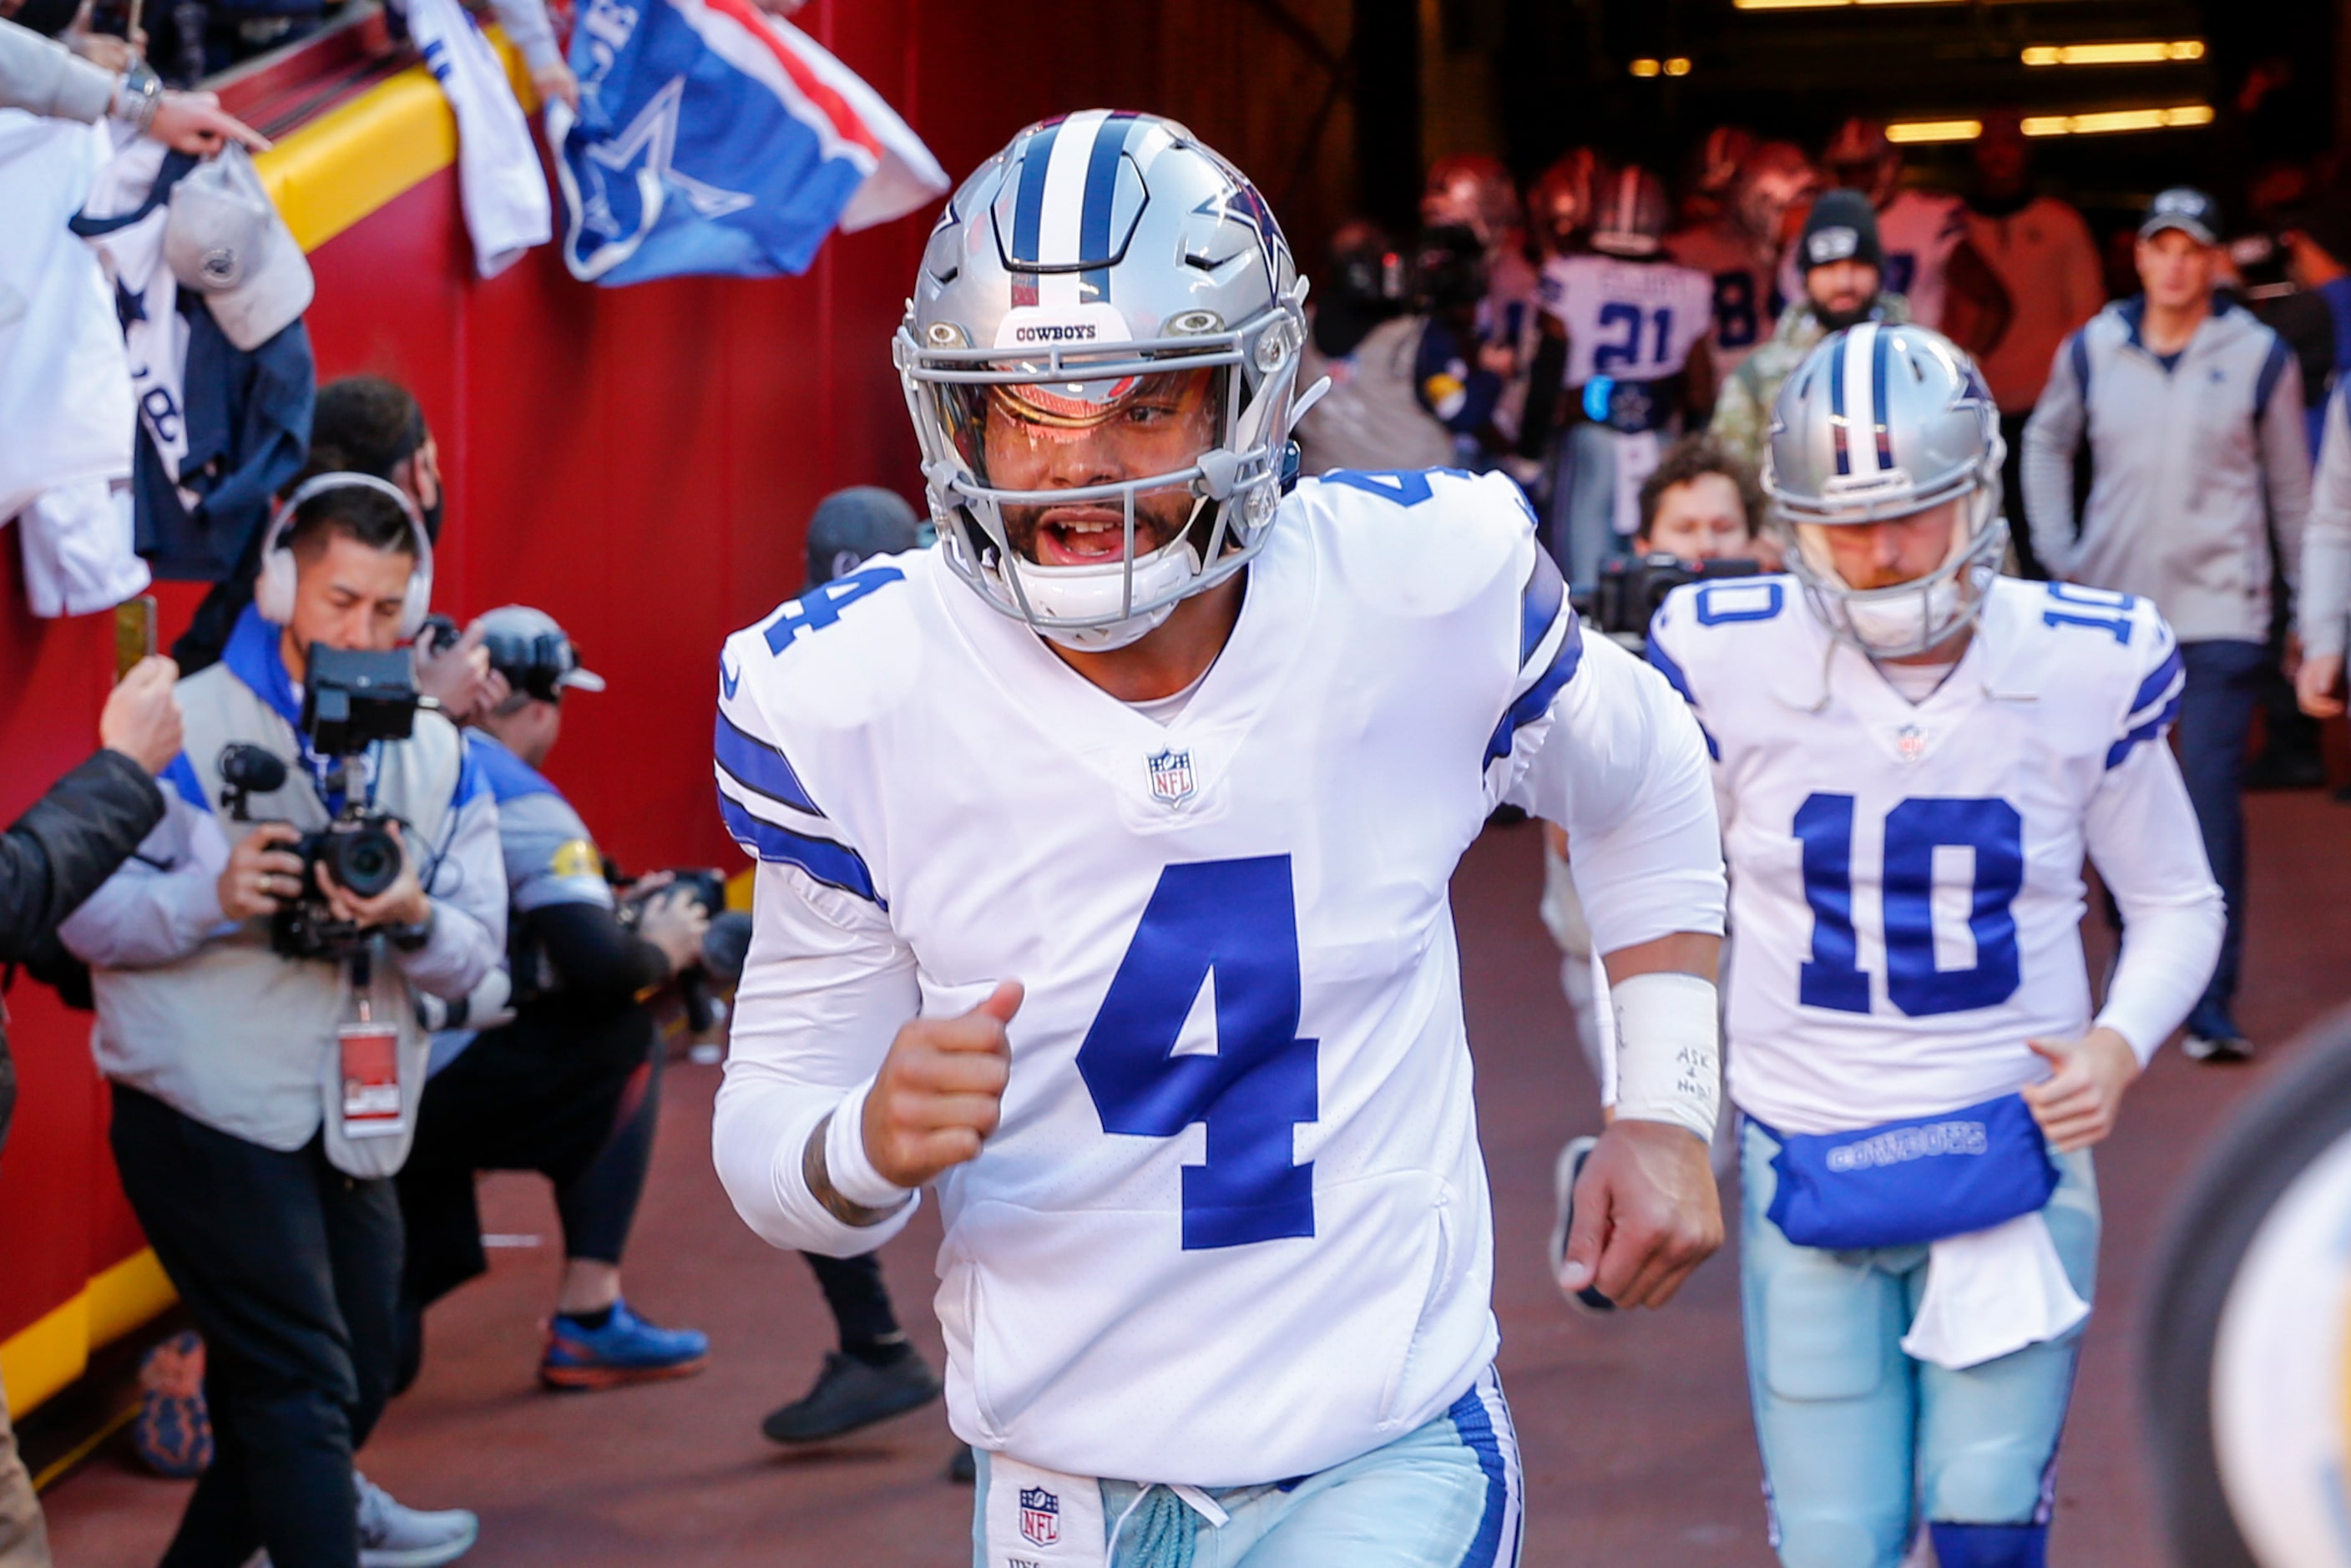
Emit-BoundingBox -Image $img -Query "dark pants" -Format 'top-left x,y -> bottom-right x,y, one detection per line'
2177,639 -> 2269,1025
1998,412 -> 2049,581
396,1004 -> 658,1330
109,1084 -> 400,1568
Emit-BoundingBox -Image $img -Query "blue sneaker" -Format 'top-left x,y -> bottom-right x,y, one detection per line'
540,1297 -> 709,1390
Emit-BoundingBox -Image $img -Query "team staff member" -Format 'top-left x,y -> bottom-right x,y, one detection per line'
1712,191 -> 1910,474
2023,187 -> 2310,1063
397,606 -> 711,1391
2300,383 -> 2351,722
61,477 -> 503,1568
1963,112 -> 2105,581
0,657 -> 183,1568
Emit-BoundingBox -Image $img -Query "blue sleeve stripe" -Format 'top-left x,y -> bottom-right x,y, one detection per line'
1518,550 -> 1566,666
1485,615 -> 1584,766
2105,693 -> 2182,770
2128,645 -> 2185,718
717,791 -> 883,906
714,709 -> 824,818
161,752 -> 212,814
1642,631 -> 1720,761
2068,329 -> 2090,402
2256,333 -> 2293,422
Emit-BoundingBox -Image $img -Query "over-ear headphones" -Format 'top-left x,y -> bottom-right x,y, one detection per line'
254,472 -> 435,641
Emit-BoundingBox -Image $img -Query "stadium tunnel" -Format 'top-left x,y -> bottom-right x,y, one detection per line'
4,0 -> 2351,1500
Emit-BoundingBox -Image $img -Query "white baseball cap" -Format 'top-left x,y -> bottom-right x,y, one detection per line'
164,145 -> 315,352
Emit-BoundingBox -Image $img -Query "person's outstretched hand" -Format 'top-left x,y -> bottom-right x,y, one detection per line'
148,91 -> 271,155
101,655 -> 185,775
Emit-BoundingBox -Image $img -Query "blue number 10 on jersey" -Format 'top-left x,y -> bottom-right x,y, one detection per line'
1796,793 -> 2025,1018
1076,857 -> 1320,1251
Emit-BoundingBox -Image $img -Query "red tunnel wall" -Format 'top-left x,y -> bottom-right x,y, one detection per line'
0,0 -> 1356,1362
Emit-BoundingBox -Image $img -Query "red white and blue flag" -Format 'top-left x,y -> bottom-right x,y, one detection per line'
552,0 -> 948,285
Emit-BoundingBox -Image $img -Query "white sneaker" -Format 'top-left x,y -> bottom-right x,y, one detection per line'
355,1472 -> 479,1568
1548,1136 -> 1615,1315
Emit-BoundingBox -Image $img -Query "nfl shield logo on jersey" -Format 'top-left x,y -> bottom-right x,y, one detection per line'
1019,1485 -> 1061,1546
1896,723 -> 1927,764
1145,747 -> 1196,806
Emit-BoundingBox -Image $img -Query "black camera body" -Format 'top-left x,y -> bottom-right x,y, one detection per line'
217,645 -> 428,961
619,868 -> 738,1034
1579,553 -> 1765,639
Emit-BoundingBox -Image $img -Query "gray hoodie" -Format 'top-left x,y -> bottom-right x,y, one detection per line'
2021,295 -> 2308,644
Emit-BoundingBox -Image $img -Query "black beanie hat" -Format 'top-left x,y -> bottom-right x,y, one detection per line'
1798,189 -> 1886,274
805,486 -> 923,590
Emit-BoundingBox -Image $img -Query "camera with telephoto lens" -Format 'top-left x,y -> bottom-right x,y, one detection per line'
1577,553 -> 1764,640
217,645 -> 429,960
619,868 -> 745,1034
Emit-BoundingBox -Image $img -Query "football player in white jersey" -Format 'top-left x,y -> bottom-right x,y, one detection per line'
1531,164 -> 1715,583
710,112 -> 1731,1568
1647,321 -> 2224,1568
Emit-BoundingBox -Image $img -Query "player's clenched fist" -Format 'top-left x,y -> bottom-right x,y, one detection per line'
862,980 -> 1023,1188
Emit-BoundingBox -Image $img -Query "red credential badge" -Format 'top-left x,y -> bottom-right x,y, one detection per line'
339,1023 -> 403,1138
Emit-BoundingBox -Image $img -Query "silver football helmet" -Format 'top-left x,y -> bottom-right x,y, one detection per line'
1762,321 -> 2008,659
895,111 -> 1310,651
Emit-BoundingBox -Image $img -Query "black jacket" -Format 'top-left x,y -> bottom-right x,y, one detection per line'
0,750 -> 166,1155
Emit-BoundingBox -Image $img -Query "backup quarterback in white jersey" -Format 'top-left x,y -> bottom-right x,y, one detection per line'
710,113 -> 1728,1568
1649,321 -> 2222,1568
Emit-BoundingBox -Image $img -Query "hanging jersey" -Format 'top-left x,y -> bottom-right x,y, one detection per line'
1779,189 -> 1968,332
714,468 -> 1723,1486
1538,253 -> 1714,390
1648,575 -> 2189,1136
1667,217 -> 1782,386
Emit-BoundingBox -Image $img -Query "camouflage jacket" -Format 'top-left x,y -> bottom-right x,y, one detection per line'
1708,292 -> 1912,472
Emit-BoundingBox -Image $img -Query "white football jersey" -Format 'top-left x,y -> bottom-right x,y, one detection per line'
1538,253 -> 1714,388
1778,189 -> 1969,331
1649,574 -> 2213,1137
1666,218 -> 1781,384
712,468 -> 1724,1486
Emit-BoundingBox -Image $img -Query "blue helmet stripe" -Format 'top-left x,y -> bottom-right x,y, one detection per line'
1010,119 -> 1061,267
1870,321 -> 1895,470
1078,111 -> 1135,303
1827,332 -> 1852,477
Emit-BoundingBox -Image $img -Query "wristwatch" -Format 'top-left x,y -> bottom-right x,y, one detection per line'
112,62 -> 163,134
388,908 -> 437,953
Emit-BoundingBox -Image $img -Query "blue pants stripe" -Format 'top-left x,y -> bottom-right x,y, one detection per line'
1447,1371 -> 1520,1568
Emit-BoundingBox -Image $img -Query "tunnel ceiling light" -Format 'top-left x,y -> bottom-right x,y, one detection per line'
2021,104 -> 2217,136
1887,119 -> 1984,144
1665,56 -> 1693,76
1629,57 -> 1661,76
1732,0 -> 1964,9
2022,39 -> 2206,67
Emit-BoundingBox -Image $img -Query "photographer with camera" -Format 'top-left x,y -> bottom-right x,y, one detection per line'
0,656 -> 182,1568
58,475 -> 504,1568
394,605 -> 710,1393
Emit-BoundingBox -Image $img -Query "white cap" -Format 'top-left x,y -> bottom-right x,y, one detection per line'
164,145 -> 315,352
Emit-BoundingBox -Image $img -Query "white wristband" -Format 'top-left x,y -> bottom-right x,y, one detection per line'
824,1080 -> 914,1211
1610,970 -> 1721,1144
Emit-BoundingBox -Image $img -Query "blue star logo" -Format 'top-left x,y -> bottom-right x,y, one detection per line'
563,75 -> 753,279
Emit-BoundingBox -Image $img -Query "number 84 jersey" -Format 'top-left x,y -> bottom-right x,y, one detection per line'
1647,573 -> 2215,1137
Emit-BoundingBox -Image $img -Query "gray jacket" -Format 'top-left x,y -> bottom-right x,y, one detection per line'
60,630 -> 506,1176
0,17 -> 114,124
2022,296 -> 2309,644
2298,385 -> 2351,660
